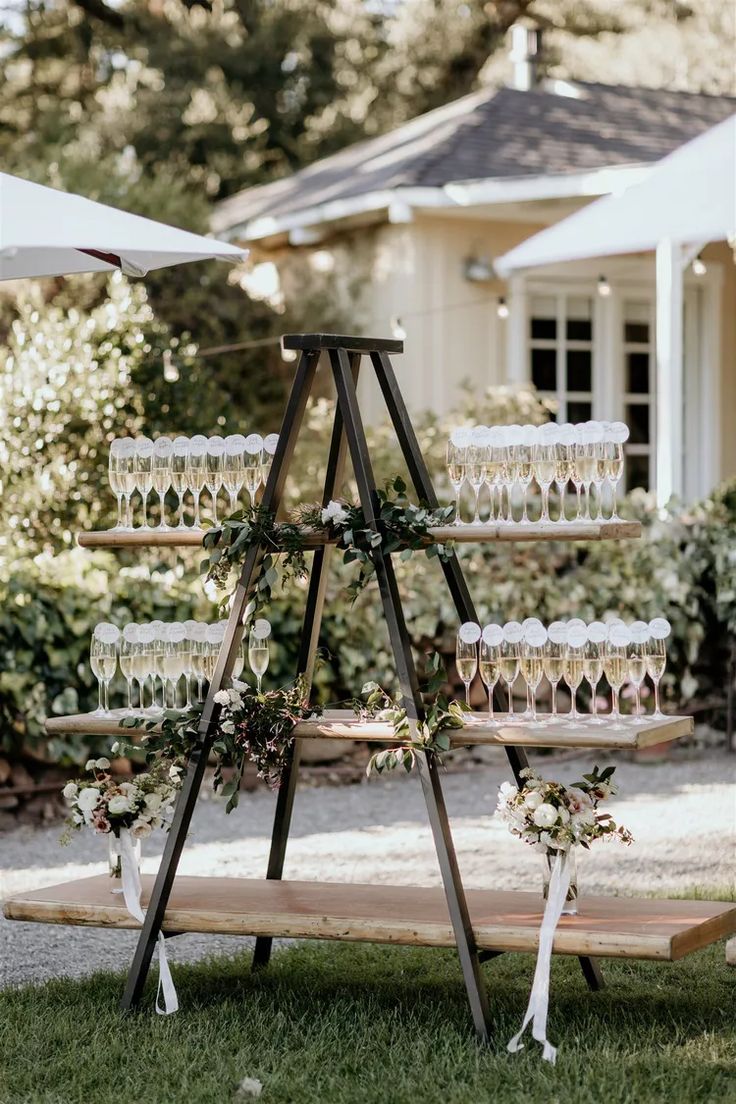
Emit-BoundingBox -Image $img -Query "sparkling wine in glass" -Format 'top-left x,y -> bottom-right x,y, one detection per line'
171,437 -> 190,529
500,621 -> 523,719
134,437 -> 154,529
446,438 -> 467,525
244,433 -> 264,509
109,439 -> 126,530
521,624 -> 547,721
606,423 -> 629,520
249,618 -> 271,693
628,621 -> 650,723
479,625 -> 503,722
187,435 -> 208,529
544,623 -> 567,720
533,442 -> 556,523
646,618 -> 670,719
604,624 -> 631,724
91,623 -> 119,715
583,621 -> 607,723
120,623 -> 139,712
152,437 -> 173,531
262,433 -> 279,490
224,434 -> 246,515
206,436 -> 226,524
564,624 -> 587,721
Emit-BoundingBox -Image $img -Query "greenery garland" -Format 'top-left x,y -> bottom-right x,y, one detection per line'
201,475 -> 456,611
121,676 -> 314,812
356,653 -> 467,774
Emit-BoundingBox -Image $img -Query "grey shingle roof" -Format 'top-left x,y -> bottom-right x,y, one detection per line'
213,81 -> 736,235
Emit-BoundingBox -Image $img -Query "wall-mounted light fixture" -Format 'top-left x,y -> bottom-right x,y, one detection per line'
597,274 -> 611,297
692,254 -> 707,276
496,297 -> 509,319
463,254 -> 494,282
390,316 -> 407,341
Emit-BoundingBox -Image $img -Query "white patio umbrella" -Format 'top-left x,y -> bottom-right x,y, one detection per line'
0,172 -> 246,280
494,114 -> 736,505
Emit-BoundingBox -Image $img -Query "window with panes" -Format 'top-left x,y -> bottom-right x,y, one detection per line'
621,299 -> 655,491
529,294 -> 594,425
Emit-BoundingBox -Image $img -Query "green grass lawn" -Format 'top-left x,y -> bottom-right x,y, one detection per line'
1,936 -> 734,1104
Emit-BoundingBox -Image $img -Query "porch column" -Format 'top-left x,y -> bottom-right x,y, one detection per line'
655,238 -> 684,506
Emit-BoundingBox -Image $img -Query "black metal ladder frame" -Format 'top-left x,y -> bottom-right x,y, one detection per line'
120,333 -> 602,1038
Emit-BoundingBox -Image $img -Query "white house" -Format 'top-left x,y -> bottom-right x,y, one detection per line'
213,29 -> 736,499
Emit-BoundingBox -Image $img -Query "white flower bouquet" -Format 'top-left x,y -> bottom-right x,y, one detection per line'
496,764 -> 633,855
62,755 -> 183,844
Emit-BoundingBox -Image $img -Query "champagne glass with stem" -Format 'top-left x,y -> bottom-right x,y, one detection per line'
262,434 -> 279,490
119,439 -> 137,529
108,440 -> 126,530
466,444 -> 487,526
583,624 -> 606,724
533,442 -> 556,522
190,623 -> 208,702
544,624 -> 566,721
134,438 -> 153,529
171,437 -> 190,528
499,623 -> 522,719
554,433 -> 573,523
603,626 -> 630,725
605,440 -> 625,521
446,440 -> 467,525
493,438 -> 510,523
120,624 -> 139,713
244,434 -> 264,508
515,442 -> 533,523
592,438 -> 607,520
152,437 -> 172,530
231,636 -> 246,680
574,435 -> 596,521
627,622 -> 649,723
521,627 -> 547,721
137,625 -> 156,713
224,435 -> 246,515
206,436 -> 225,524
187,435 -> 208,529
249,625 -> 270,693
152,623 -> 168,709
646,619 -> 669,719
91,624 -> 119,715
564,626 -> 587,721
479,629 -> 502,722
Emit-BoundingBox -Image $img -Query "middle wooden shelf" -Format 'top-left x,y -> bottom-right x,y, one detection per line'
44,709 -> 693,751
76,518 -> 641,550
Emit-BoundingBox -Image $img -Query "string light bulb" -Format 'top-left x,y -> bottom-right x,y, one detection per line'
496,297 -> 509,319
692,254 -> 707,276
597,275 -> 611,298
162,350 -> 180,382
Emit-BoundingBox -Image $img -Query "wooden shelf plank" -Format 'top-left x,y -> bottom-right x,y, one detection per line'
4,876 -> 734,961
44,709 -> 693,750
77,519 -> 641,551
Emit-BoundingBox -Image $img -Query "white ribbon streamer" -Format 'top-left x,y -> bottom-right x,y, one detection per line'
507,849 -> 571,1064
119,828 -> 179,1015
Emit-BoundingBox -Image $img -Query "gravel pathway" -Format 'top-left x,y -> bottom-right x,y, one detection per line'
1,749 -> 734,989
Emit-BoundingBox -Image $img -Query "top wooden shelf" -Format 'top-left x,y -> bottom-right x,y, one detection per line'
77,519 -> 641,551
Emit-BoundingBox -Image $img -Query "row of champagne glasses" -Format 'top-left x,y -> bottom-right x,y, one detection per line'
455,616 -> 670,725
446,421 -> 630,526
90,619 -> 272,715
108,433 -> 279,531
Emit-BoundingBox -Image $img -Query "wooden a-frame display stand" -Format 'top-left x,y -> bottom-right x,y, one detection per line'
5,334 -> 735,1045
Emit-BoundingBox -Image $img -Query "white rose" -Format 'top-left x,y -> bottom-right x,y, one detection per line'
144,793 -> 163,812
119,782 -> 140,798
524,791 -> 543,811
62,782 -> 78,801
532,803 -> 558,828
321,500 -> 348,526
95,757 -> 111,770
107,794 -> 131,816
77,787 -> 100,811
228,688 -> 243,706
130,819 -> 153,840
499,781 -> 517,800
232,678 -> 249,693
557,805 -> 570,824
214,690 -> 230,706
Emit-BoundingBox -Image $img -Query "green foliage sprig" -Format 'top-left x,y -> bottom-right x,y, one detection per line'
121,676 -> 314,812
358,653 -> 467,774
202,476 -> 456,610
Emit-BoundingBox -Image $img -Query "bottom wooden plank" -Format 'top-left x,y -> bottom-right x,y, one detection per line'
4,877 -> 735,962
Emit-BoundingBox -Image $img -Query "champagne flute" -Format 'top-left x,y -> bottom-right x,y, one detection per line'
134,437 -> 154,529
521,625 -> 547,721
244,433 -> 264,508
627,621 -> 650,722
466,443 -> 487,526
119,439 -> 137,529
231,637 -> 246,680
190,622 -> 209,702
544,622 -> 567,720
647,618 -> 670,719
249,618 -> 271,693
606,426 -> 628,520
120,623 -> 139,713
182,620 -> 199,708
151,621 -> 168,708
564,624 -> 587,721
604,624 -> 631,725
187,435 -> 208,529
171,436 -> 190,528
167,623 -> 187,709
152,437 -> 173,530
137,624 -> 156,713
224,434 -> 246,515
500,621 -> 522,719
592,436 -> 607,521
456,622 -> 480,707
533,442 -> 556,523
262,433 -> 279,490
206,436 -> 225,525
493,433 -> 511,523
554,425 -> 574,523
203,623 -> 223,690
575,433 -> 596,521
109,439 -> 126,530
515,439 -> 534,524
91,623 -> 119,715
583,621 -> 607,723
446,440 -> 467,526
479,625 -> 502,722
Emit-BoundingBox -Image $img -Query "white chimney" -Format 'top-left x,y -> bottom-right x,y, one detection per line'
509,24 -> 543,91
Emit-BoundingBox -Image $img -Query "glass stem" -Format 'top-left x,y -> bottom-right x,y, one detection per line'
124,494 -> 132,529
257,675 -> 262,694
472,488 -> 480,525
654,680 -> 661,716
559,486 -> 566,522
158,492 -> 166,528
570,687 -> 577,719
612,686 -> 620,719
103,680 -> 110,713
531,688 -> 537,722
193,490 -> 201,529
551,683 -> 557,717
177,493 -> 185,528
635,686 -> 641,717
97,681 -> 103,712
229,492 -> 237,515
185,678 -> 192,709
115,493 -> 123,529
211,490 -> 218,525
541,486 -> 549,522
141,492 -> 148,528
197,676 -> 203,703
591,683 -> 598,719
488,687 -> 494,721
465,682 -> 470,708
508,683 -> 514,716
126,681 -> 133,711
584,485 -> 590,520
521,487 -> 529,523
611,485 -> 618,520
